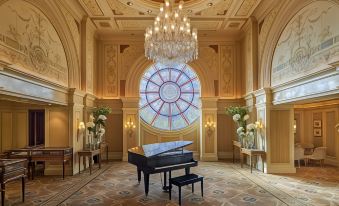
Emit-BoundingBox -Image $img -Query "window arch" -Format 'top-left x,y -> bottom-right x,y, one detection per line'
139,63 -> 201,131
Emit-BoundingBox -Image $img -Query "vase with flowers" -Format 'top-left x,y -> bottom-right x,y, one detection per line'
85,106 -> 112,150
226,106 -> 257,148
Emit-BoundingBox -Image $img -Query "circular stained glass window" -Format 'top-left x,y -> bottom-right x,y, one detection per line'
139,63 -> 201,131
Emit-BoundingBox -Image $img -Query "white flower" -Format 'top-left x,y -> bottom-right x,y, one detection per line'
239,132 -> 245,137
249,131 -> 254,136
98,115 -> 107,121
243,114 -> 249,121
246,123 -> 256,131
233,114 -> 241,121
98,128 -> 105,134
89,115 -> 95,122
237,127 -> 244,134
86,122 -> 95,128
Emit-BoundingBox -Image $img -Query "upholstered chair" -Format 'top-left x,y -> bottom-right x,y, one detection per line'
294,146 -> 305,168
305,147 -> 327,167
302,143 -> 315,155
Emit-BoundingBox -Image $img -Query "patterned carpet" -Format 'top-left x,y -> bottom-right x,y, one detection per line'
4,161 -> 339,206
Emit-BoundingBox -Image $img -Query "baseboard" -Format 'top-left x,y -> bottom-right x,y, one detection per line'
200,153 -> 218,161
266,163 -> 296,173
217,152 -> 234,159
325,157 -> 339,167
108,152 -> 123,160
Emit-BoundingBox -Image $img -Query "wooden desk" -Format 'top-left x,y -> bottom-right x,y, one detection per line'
78,149 -> 101,175
240,148 -> 266,173
232,140 -> 241,163
6,147 -> 73,179
0,159 -> 26,206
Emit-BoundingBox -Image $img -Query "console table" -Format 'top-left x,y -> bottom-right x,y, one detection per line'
240,148 -> 266,173
0,159 -> 26,206
6,147 -> 73,179
232,140 -> 242,163
78,149 -> 101,175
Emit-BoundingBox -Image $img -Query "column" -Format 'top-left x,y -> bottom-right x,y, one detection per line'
200,97 -> 218,161
122,97 -> 139,161
254,88 -> 295,173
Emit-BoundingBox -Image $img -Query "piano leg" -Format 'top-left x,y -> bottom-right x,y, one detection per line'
143,172 -> 150,196
185,167 -> 190,175
137,169 -> 141,183
162,172 -> 169,191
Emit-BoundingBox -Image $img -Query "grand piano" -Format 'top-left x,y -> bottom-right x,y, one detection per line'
128,141 -> 197,196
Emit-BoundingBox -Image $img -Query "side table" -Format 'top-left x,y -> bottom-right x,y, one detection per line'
78,149 -> 101,175
232,140 -> 241,163
240,148 -> 266,173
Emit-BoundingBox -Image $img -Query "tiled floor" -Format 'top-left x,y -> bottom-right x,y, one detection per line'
4,161 -> 339,206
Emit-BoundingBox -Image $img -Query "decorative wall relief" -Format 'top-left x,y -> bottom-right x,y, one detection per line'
120,44 -> 144,80
198,46 -> 219,80
220,45 -> 235,97
86,21 -> 95,94
103,44 -> 118,97
272,1 -> 339,86
0,0 -> 68,86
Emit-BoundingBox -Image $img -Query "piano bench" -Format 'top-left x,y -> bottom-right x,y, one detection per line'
169,173 -> 204,206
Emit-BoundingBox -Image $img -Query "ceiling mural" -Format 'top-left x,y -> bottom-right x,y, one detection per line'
78,0 -> 261,31
272,1 -> 339,87
0,0 -> 68,86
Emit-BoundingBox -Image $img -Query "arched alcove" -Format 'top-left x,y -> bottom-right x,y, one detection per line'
0,0 -> 80,88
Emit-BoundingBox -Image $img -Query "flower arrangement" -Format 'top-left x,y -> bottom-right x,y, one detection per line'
226,106 -> 257,149
85,106 -> 112,150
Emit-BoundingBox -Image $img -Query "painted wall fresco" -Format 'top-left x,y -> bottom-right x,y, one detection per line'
0,0 -> 68,86
272,1 -> 339,87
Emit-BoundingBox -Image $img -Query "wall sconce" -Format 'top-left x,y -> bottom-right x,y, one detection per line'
77,121 -> 86,141
204,119 -> 216,137
124,118 -> 136,137
293,120 -> 297,133
255,121 -> 263,129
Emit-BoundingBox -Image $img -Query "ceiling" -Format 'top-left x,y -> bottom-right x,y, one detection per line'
78,0 -> 261,32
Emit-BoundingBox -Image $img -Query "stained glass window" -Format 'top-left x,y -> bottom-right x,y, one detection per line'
139,63 -> 201,131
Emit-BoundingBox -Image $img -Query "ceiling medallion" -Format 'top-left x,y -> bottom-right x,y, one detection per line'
144,0 -> 198,65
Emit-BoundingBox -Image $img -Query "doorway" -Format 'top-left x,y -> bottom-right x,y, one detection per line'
28,110 -> 45,146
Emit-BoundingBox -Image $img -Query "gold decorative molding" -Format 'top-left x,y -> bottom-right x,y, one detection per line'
103,44 -> 118,97
220,45 -> 235,97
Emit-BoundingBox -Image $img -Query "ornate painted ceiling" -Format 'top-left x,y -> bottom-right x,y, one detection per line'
78,0 -> 261,31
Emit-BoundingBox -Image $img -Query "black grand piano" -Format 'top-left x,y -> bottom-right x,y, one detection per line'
128,141 -> 197,196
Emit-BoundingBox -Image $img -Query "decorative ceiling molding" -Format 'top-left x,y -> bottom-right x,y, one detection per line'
80,0 -> 104,16
77,0 -> 262,31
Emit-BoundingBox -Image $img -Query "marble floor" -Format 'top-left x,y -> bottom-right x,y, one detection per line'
4,161 -> 339,206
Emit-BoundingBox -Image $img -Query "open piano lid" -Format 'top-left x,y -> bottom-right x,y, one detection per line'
128,141 -> 193,158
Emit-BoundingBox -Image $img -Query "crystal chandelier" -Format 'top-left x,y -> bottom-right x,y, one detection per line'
144,0 -> 198,65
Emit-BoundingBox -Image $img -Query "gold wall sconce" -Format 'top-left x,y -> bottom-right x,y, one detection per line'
125,118 -> 136,137
255,120 -> 263,129
77,121 -> 85,141
204,119 -> 216,137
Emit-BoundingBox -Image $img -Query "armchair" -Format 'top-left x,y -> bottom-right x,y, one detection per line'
305,147 -> 327,167
294,146 -> 305,168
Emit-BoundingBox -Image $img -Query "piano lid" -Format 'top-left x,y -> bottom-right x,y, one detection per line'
128,141 -> 192,158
